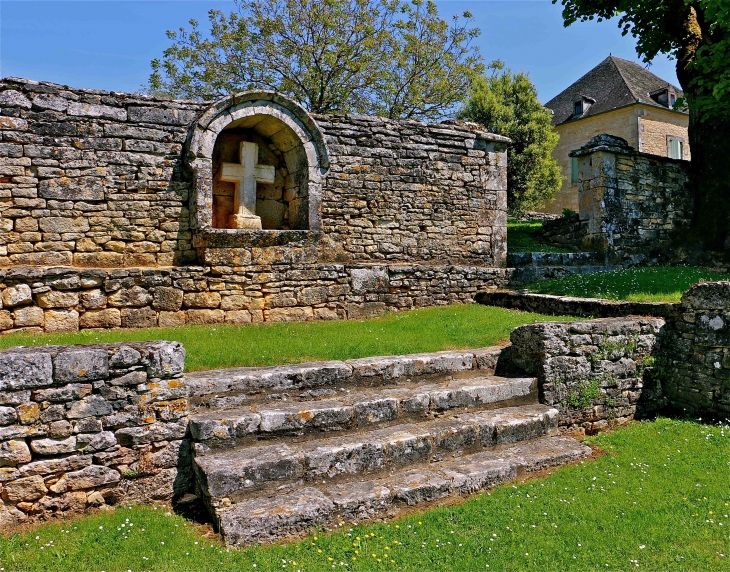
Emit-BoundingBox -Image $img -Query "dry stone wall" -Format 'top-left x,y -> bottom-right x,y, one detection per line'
0,341 -> 188,527
0,78 -> 509,331
505,317 -> 665,431
659,281 -> 730,417
573,134 -> 692,262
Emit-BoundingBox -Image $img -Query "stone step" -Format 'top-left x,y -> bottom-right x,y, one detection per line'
193,404 -> 558,504
188,375 -> 535,446
183,347 -> 505,405
214,435 -> 592,546
507,251 -> 604,268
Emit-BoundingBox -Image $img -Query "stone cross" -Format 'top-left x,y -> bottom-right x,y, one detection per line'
220,141 -> 275,229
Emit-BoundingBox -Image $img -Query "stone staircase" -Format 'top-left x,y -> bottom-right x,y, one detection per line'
507,251 -> 622,285
183,349 -> 591,546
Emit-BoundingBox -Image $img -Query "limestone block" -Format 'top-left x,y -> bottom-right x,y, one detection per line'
79,289 -> 107,310
79,309 -> 121,329
44,309 -> 79,333
32,93 -> 69,112
0,440 -> 31,466
158,311 -> 186,328
346,302 -> 387,319
225,310 -> 252,324
74,252 -> 124,268
108,286 -> 152,308
30,436 -> 77,455
13,252 -> 74,266
0,406 -> 17,426
143,341 -> 186,379
297,286 -> 328,306
121,307 -> 158,329
314,307 -> 340,320
185,309 -> 225,325
183,292 -> 221,309
266,292 -> 298,308
67,102 -> 127,121
76,431 -> 117,453
37,291 -> 79,309
48,420 -> 73,438
351,267 -> 389,294
38,217 -> 90,234
0,90 -> 32,109
66,395 -> 113,419
2,285 -> 32,308
53,349 -> 108,383
266,307 -> 314,322
201,248 -> 252,266
153,287 -> 183,311
50,465 -> 121,493
0,311 -> 13,331
3,475 -> 47,503
13,306 -> 44,328
257,199 -> 287,229
108,371 -> 146,387
16,403 -> 39,425
0,352 -> 53,391
38,177 -> 104,201
32,384 -> 93,403
115,422 -> 187,446
220,295 -> 250,311
14,217 -> 38,232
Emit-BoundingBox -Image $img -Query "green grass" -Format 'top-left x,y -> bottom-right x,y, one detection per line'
0,305 -> 572,372
526,266 -> 730,303
507,220 -> 572,253
1,417 -> 727,571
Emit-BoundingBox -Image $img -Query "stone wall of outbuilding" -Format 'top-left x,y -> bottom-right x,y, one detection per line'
0,341 -> 188,527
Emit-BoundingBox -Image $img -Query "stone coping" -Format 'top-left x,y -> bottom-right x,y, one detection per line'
475,290 -> 676,318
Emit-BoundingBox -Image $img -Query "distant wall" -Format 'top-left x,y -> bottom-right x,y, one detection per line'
0,341 -> 188,527
574,134 -> 692,262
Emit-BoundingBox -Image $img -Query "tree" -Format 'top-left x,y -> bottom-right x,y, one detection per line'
552,0 -> 730,251
459,64 -> 562,215
148,0 -> 482,120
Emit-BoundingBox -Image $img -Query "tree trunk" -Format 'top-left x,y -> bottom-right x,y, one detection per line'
675,6 -> 730,252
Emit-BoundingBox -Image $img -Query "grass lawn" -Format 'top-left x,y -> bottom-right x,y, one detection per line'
1,417 -> 727,571
526,266 -> 730,303
0,305 -> 572,372
507,220 -> 571,253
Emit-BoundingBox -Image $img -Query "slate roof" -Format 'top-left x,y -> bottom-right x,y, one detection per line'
545,55 -> 685,126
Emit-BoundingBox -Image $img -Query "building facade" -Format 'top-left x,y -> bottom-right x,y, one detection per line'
542,56 -> 690,215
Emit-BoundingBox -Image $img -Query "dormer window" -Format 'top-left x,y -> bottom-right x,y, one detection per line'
650,87 -> 678,109
669,91 -> 676,108
573,100 -> 583,117
572,95 -> 594,118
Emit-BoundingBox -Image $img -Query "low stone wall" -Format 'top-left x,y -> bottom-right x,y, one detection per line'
476,291 -> 675,319
0,264 -> 507,334
659,281 -> 730,417
505,318 -> 665,430
0,341 -> 188,527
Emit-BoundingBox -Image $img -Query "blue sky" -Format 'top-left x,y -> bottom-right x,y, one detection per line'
0,0 -> 680,103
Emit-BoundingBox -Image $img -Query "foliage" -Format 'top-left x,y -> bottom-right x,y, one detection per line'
459,63 -> 563,215
0,305 -> 575,372
525,266 -> 730,303
507,219 -> 573,253
148,0 -> 482,120
2,418 -> 728,571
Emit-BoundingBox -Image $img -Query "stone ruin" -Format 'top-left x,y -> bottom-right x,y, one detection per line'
0,79 -> 511,333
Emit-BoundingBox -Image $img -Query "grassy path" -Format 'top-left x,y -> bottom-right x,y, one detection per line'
0,305 -> 570,372
1,418 -> 727,571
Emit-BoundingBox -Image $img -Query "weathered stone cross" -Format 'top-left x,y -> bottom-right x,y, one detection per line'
220,141 -> 275,229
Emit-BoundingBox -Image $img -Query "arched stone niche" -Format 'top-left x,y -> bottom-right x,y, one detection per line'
187,92 -> 329,242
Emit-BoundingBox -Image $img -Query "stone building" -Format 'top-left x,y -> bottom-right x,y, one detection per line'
542,55 -> 690,215
0,78 -> 510,333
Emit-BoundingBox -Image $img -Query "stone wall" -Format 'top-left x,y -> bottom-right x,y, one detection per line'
0,341 -> 188,527
659,281 -> 730,417
573,134 -> 692,262
0,263 -> 507,334
0,78 -> 509,330
505,318 -> 665,430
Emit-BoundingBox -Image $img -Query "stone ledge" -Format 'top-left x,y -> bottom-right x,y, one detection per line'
476,290 -> 676,318
192,229 -> 322,249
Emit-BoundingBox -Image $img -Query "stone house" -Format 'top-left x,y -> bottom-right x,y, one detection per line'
541,55 -> 690,215
0,78 -> 511,333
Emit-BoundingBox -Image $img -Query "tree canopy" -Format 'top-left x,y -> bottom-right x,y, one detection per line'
148,0 -> 483,120
459,64 -> 562,215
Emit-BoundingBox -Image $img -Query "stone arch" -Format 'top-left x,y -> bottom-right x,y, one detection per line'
187,91 -> 329,233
